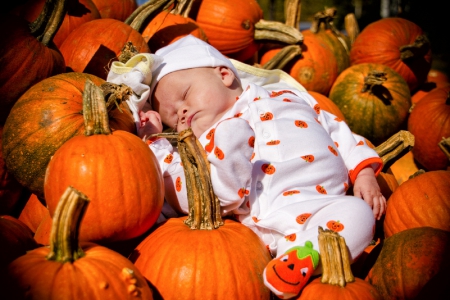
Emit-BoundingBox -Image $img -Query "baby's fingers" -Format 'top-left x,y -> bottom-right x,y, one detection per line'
372,194 -> 387,220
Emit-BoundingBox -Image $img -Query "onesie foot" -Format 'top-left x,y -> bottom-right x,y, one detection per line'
263,241 -> 319,299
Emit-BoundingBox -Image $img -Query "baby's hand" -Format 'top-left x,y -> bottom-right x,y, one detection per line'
352,167 -> 386,220
137,110 -> 163,139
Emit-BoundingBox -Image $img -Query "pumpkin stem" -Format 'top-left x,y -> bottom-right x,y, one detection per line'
46,186 -> 90,263
284,0 -> 302,28
83,79 -> 111,136
344,13 -> 359,45
399,35 -> 430,61
318,226 -> 354,287
125,0 -> 175,33
171,0 -> 195,18
254,19 -> 303,45
100,82 -> 133,113
118,41 -> 140,63
262,45 -> 301,70
177,128 -> 223,229
374,130 -> 415,172
29,0 -> 68,46
438,137 -> 450,162
361,70 -> 387,93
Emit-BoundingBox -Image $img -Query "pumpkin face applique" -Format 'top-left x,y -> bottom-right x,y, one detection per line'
295,120 -> 308,128
262,163 -> 276,175
214,146 -> 224,160
301,155 -> 314,162
175,177 -> 182,192
260,112 -> 273,121
248,136 -> 255,147
296,213 -> 312,224
328,145 -> 338,156
313,104 -> 321,114
316,185 -> 327,194
267,140 -> 280,145
283,190 -> 300,196
285,233 -> 296,242
238,188 -> 250,198
164,154 -> 173,164
327,220 -> 344,232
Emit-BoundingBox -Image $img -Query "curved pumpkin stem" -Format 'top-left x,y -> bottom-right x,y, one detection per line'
284,0 -> 302,28
125,0 -> 175,32
262,45 -> 301,70
399,35 -> 431,62
374,130 -> 415,172
318,226 -> 354,287
439,137 -> 450,162
254,19 -> 303,45
46,186 -> 90,263
344,13 -> 359,45
29,0 -> 68,46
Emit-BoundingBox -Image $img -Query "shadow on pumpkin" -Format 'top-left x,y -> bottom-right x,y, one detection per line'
67,0 -> 94,18
65,45 -> 117,80
371,85 -> 393,105
148,22 -> 204,52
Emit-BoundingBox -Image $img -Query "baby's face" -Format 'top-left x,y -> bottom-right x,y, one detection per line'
152,67 -> 239,137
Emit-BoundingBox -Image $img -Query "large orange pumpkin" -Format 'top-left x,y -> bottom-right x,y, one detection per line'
383,170 -> 450,238
59,18 -> 149,80
408,85 -> 450,170
328,63 -> 411,146
307,90 -> 346,122
18,194 -> 50,234
3,186 -> 153,299
350,17 -> 432,93
11,0 -> 101,48
44,80 -> 164,243
195,0 -> 263,62
260,37 -> 339,96
366,227 -> 450,299
131,128 -> 272,299
2,72 -> 135,201
0,10 -> 65,124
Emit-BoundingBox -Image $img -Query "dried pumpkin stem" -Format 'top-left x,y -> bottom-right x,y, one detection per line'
171,0 -> 195,17
82,80 -> 111,136
318,226 -> 354,287
29,0 -> 68,46
344,13 -> 359,45
361,70 -> 387,93
100,82 -> 133,113
375,130 -> 415,172
399,35 -> 430,61
438,137 -> 450,161
284,0 -> 302,28
46,186 -> 90,263
254,19 -> 303,45
126,0 -> 175,32
262,45 -> 301,70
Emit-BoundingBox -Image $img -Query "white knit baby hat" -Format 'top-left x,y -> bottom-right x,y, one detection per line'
106,35 -> 239,123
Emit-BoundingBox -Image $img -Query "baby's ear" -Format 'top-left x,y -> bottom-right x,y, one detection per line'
217,66 -> 236,87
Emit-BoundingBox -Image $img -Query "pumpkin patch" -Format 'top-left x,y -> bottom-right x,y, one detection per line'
1,2 -> 448,299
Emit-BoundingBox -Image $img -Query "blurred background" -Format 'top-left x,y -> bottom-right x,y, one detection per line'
255,0 -> 449,76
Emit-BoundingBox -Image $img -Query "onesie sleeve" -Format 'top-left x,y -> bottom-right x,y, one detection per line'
147,138 -> 189,215
297,91 -> 383,183
205,118 -> 254,215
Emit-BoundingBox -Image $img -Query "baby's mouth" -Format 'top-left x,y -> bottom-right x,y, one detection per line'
187,113 -> 196,127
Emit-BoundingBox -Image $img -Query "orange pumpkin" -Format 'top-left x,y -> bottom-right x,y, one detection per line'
91,0 -> 137,21
195,0 -> 263,62
366,227 -> 450,299
0,215 -> 38,270
350,17 -> 432,93
3,186 -> 153,299
307,90 -> 347,121
59,18 -> 149,80
383,170 -> 450,238
260,37 -> 339,95
18,194 -> 49,234
44,80 -> 164,243
11,0 -> 101,48
2,72 -> 135,200
141,9 -> 208,52
408,85 -> 450,170
262,163 -> 276,175
130,128 -> 271,299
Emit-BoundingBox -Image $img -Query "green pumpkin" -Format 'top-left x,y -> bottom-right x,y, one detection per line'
328,63 -> 411,146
